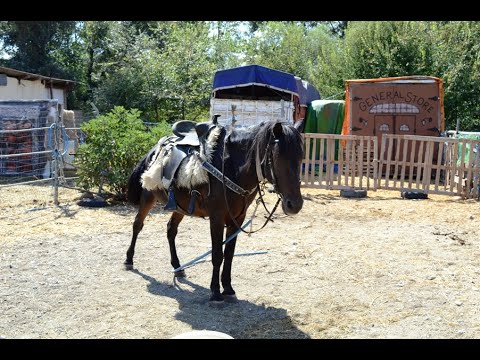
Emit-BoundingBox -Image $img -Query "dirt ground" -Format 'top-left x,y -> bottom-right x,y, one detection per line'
1,184 -> 479,339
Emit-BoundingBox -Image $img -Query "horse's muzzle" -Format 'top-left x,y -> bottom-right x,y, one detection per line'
282,196 -> 303,215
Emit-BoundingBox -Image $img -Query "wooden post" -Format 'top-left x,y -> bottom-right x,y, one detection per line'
311,137 -> 318,185
465,140 -> 474,195
472,142 -> 480,199
422,140 -> 434,193
358,138 -> 364,189
392,135 -> 401,188
385,135 -> 394,188
379,135 -> 386,190
415,140 -> 425,189
400,138 -> 408,190
408,139 -> 416,189
365,138 -> 371,189
345,138 -> 352,187
329,137 -> 336,189
434,140 -> 445,193
53,109 -> 60,206
373,137 -> 378,190
457,140 -> 465,196
303,135 -> 311,184
318,137 -> 324,187
338,139 -> 344,188
450,141 -> 459,191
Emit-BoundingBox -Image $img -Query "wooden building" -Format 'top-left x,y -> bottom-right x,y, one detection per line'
342,76 -> 444,138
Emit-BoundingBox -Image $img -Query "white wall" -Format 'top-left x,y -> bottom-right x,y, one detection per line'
210,98 -> 294,127
0,75 -> 65,108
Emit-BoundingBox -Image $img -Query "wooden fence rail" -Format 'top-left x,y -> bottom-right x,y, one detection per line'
301,133 -> 378,191
302,133 -> 480,199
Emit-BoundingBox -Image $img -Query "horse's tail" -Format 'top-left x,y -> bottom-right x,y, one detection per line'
126,145 -> 158,205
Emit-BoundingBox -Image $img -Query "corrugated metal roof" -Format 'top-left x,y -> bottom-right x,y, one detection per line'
0,66 -> 75,88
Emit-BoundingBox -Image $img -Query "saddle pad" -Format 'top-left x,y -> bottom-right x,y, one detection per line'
141,126 -> 221,192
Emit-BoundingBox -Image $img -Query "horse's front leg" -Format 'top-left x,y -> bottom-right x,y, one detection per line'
221,215 -> 245,303
209,216 -> 225,304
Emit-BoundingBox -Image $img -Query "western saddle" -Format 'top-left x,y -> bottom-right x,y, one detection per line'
160,115 -> 220,212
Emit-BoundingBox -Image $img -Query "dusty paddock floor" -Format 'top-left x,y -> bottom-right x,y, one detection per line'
1,184 -> 479,339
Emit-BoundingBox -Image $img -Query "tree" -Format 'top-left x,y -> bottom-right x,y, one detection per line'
324,21 -> 348,38
91,22 -> 216,123
242,22 -> 341,99
161,22 -> 216,121
244,22 -> 315,80
342,21 -> 436,80
88,22 -> 161,119
430,21 -> 480,130
3,20 -> 478,131
308,25 -> 347,99
209,21 -> 246,70
79,21 -> 113,97
340,21 -> 480,130
0,21 -> 78,78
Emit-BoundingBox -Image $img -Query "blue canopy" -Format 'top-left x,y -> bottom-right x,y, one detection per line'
295,77 -> 322,107
212,65 -> 320,106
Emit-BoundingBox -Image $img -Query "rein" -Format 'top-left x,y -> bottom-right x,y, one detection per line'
198,154 -> 256,197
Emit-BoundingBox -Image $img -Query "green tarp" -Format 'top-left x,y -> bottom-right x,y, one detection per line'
304,100 -> 345,163
305,100 -> 345,135
454,133 -> 480,166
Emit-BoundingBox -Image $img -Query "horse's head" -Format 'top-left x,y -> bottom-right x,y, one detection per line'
266,119 -> 305,215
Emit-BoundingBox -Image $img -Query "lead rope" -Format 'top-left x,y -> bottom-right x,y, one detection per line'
172,218 -> 253,273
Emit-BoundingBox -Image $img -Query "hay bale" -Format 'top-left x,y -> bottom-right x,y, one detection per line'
62,109 -> 79,148
62,110 -> 76,133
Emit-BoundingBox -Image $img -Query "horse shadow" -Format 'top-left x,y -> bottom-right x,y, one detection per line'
131,269 -> 310,339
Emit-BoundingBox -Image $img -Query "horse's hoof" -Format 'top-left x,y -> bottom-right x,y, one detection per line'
209,293 -> 225,307
223,294 -> 238,303
208,300 -> 226,308
124,262 -> 134,271
174,270 -> 186,278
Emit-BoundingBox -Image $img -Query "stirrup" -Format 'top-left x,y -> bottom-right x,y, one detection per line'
188,190 -> 200,214
163,187 -> 177,211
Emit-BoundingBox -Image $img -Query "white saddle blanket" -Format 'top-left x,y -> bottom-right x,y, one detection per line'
141,126 -> 221,191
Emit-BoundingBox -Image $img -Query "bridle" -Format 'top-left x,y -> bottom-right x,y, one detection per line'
221,127 -> 283,234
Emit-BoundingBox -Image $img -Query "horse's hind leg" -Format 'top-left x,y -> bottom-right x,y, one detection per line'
124,191 -> 156,270
167,212 -> 185,277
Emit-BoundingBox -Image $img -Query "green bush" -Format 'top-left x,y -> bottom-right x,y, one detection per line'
74,106 -> 172,198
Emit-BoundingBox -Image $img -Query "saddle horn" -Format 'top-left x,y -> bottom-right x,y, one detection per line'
212,114 -> 221,125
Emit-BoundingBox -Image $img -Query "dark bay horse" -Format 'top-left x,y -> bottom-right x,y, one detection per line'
125,118 -> 305,304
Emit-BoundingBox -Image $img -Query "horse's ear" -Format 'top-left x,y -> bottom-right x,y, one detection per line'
294,118 -> 305,133
273,122 -> 283,138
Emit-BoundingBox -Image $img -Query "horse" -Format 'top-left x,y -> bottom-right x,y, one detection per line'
124,117 -> 305,304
